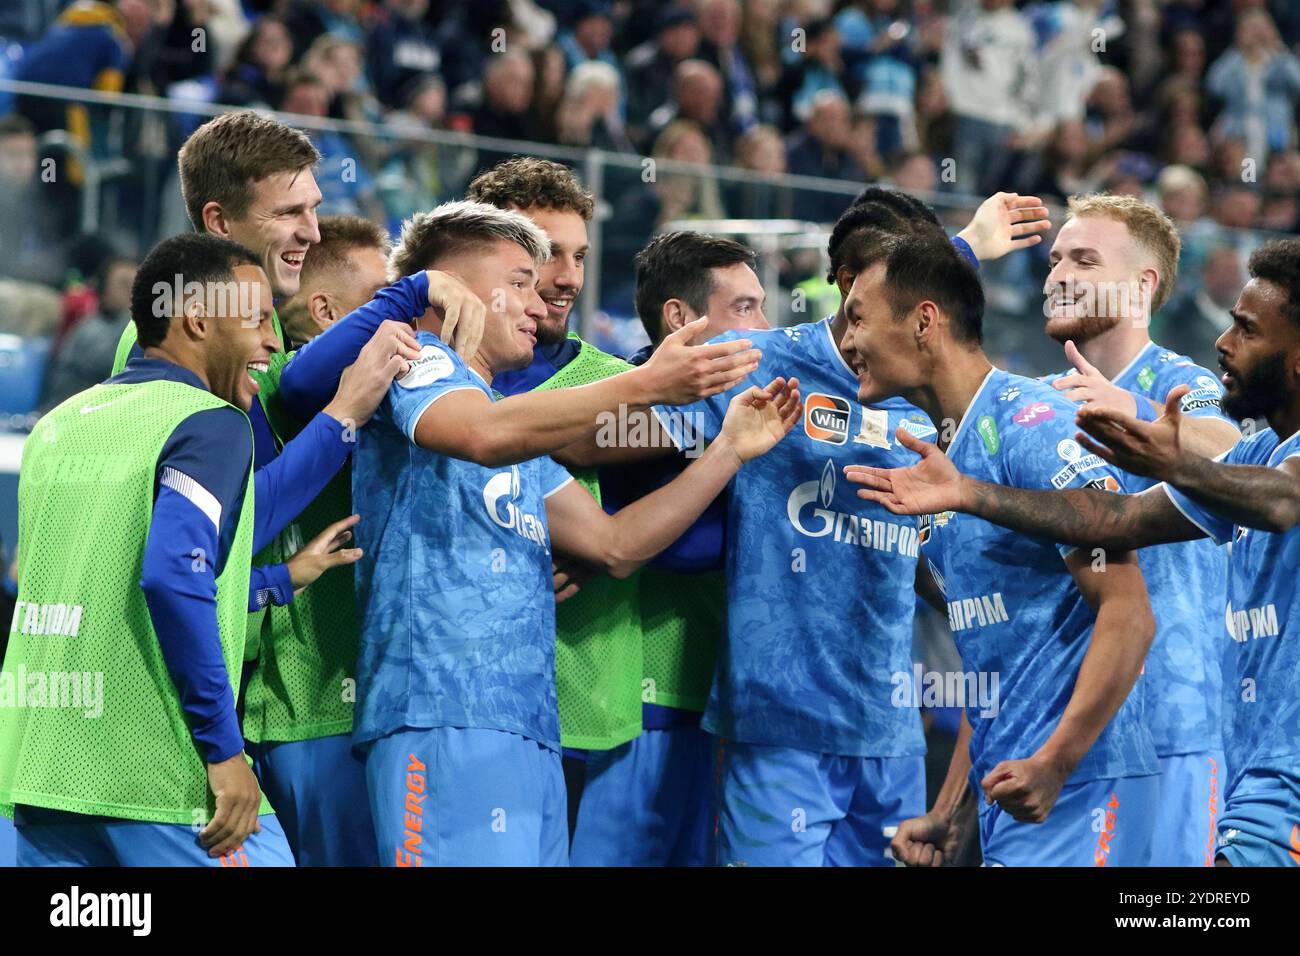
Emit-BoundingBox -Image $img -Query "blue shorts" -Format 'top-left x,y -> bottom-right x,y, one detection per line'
1149,750 -> 1224,867
978,774 -> 1158,867
366,726 -> 568,867
715,741 -> 925,867
0,812 -> 14,867
570,725 -> 717,867
13,805 -> 295,867
249,734 -> 379,867
1215,769 -> 1300,867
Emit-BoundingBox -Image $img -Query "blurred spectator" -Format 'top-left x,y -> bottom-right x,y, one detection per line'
647,60 -> 729,161
38,255 -> 136,411
623,5 -> 701,145
468,50 -> 537,141
1029,0 -> 1125,130
1158,246 -> 1243,366
836,0 -> 920,161
530,44 -> 569,144
0,114 -> 71,287
378,76 -> 476,221
1212,183 -> 1262,230
281,70 -> 384,222
218,13 -> 293,108
891,151 -> 937,194
913,64 -> 954,162
280,0 -> 368,57
738,0 -> 783,109
556,61 -> 634,152
777,16 -> 852,128
14,0 -> 143,145
1022,119 -> 1095,203
785,90 -> 867,222
128,0 -> 215,97
1157,163 -> 1210,226
1083,66 -> 1143,157
941,0 -> 1038,195
696,0 -> 759,138
559,1 -> 618,72
1206,8 -> 1300,163
726,122 -> 793,219
302,34 -> 374,122
366,0 -> 442,110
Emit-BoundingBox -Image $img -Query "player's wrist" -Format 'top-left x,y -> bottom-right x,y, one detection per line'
708,431 -> 746,468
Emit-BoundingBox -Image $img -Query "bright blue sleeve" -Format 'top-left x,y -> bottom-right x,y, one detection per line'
140,410 -> 255,765
538,455 -> 575,498
1158,442 -> 1243,546
249,563 -> 294,611
950,235 -> 981,271
279,271 -> 431,420
251,412 -> 350,553
388,333 -> 486,442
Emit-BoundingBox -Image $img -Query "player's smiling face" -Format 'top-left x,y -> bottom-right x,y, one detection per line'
1216,278 -> 1300,422
1043,215 -> 1147,342
841,262 -> 919,404
205,263 -> 279,412
455,239 -> 545,375
702,263 -> 769,339
521,206 -> 587,346
221,167 -> 323,299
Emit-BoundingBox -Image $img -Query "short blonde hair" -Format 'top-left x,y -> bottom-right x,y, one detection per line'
1066,193 -> 1182,312
388,200 -> 551,281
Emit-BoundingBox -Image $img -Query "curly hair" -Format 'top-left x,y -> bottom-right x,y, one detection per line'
466,157 -> 594,221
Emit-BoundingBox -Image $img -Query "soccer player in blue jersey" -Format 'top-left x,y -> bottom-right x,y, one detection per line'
1033,194 -> 1240,865
282,200 -> 794,866
852,237 -> 1300,867
841,226 -> 1160,867
638,190 -> 1052,867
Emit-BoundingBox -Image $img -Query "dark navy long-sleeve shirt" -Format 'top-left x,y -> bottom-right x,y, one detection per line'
116,357 -> 351,763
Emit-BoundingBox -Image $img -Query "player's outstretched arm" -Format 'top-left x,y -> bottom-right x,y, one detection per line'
546,378 -> 800,577
414,318 -> 760,467
1052,341 -> 1241,459
954,192 -> 1052,262
893,712 -> 976,867
280,270 -> 479,419
982,550 -> 1154,824
844,427 -> 1204,550
1078,385 -> 1300,532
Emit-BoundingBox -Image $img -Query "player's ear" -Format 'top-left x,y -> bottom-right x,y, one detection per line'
663,299 -> 691,335
180,295 -> 209,340
201,201 -> 231,238
914,300 -> 936,347
835,265 -> 855,297
309,290 -> 335,331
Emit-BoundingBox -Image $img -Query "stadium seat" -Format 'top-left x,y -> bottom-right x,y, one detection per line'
0,333 -> 51,415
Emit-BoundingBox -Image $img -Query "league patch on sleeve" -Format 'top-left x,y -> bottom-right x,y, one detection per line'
397,344 -> 456,389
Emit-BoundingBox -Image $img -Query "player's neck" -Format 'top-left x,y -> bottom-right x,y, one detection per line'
914,348 -> 994,451
1076,321 -> 1152,381
468,353 -> 495,383
1266,396 -> 1300,444
143,343 -> 209,390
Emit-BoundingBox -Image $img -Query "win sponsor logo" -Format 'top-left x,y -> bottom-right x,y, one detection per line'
804,393 -> 850,445
946,592 -> 1009,631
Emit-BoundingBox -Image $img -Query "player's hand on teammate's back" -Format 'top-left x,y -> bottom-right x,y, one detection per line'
891,811 -> 960,866
717,376 -> 802,462
287,514 -> 363,594
1051,340 -> 1145,418
844,428 -> 972,514
324,320 -> 422,428
552,556 -> 594,604
202,754 -> 264,857
426,270 -> 486,361
955,192 -> 1052,262
1075,383 -> 1191,483
981,755 -> 1069,823
639,317 -> 761,406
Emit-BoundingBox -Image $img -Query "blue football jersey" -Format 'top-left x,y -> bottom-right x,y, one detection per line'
351,333 -> 573,750
922,368 -> 1159,786
1045,342 -> 1230,757
653,317 -> 930,757
1163,427 -> 1300,796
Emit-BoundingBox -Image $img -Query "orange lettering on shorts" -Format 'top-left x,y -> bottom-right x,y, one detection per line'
1204,756 -> 1219,867
397,752 -> 426,867
1094,792 -> 1119,867
1288,824 -> 1300,866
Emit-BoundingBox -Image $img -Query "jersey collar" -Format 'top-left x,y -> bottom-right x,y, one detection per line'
946,366 -> 1001,454
1109,340 -> 1157,385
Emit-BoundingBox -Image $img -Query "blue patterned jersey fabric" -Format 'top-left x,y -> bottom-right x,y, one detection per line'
1163,427 -> 1300,795
351,333 -> 573,750
922,368 -> 1159,786
653,317 -> 930,757
1044,341 -> 1230,757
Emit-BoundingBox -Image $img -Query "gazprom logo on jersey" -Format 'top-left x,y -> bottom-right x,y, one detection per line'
786,459 -> 919,555
946,591 -> 1010,632
1051,439 -> 1106,489
891,664 -> 999,718
482,465 -> 548,549
1225,601 -> 1279,642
